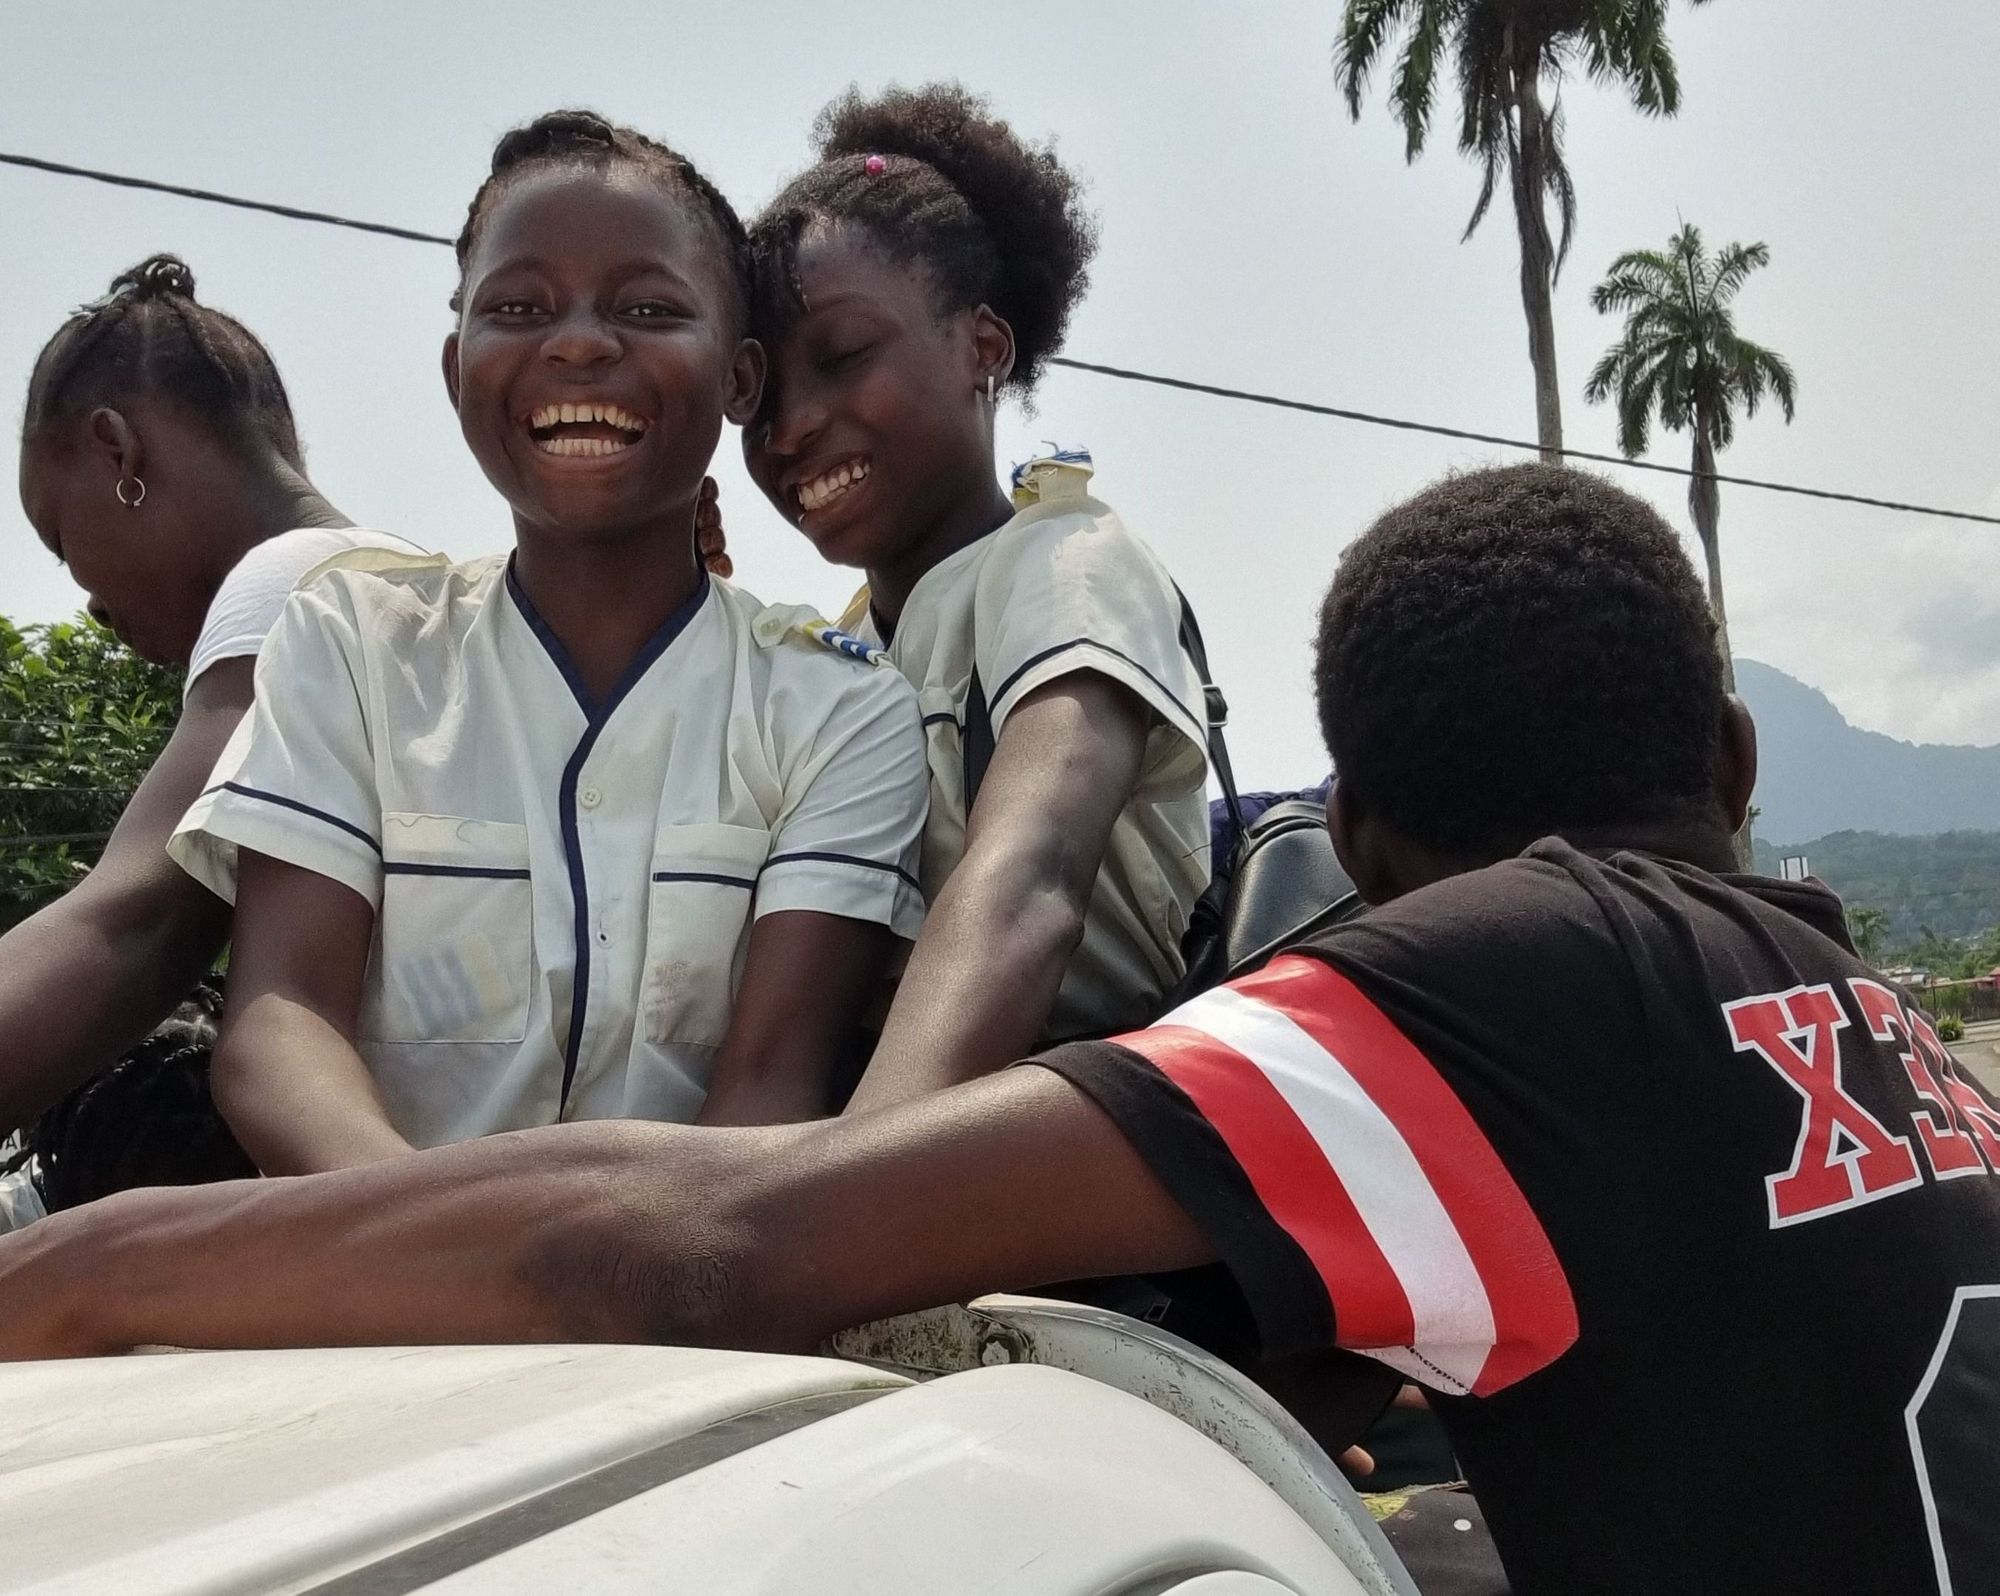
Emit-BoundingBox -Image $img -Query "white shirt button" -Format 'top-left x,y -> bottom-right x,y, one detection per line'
578,785 -> 602,810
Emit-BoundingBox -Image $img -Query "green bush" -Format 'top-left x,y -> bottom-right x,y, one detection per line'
0,614 -> 180,929
1938,1014 -> 1967,1044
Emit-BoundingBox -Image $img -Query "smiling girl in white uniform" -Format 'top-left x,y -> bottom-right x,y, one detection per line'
743,86 -> 1209,1110
171,112 -> 928,1174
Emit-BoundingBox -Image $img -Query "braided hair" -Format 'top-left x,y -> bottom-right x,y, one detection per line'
749,83 -> 1098,395
30,979 -> 255,1212
23,254 -> 304,467
453,109 -> 751,323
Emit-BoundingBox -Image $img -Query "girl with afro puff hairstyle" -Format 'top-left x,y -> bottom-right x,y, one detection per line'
743,83 -> 1213,1109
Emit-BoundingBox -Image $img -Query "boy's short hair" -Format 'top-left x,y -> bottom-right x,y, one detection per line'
1314,463 -> 1726,857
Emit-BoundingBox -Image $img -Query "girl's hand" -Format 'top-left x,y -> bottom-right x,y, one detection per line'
698,477 -> 732,579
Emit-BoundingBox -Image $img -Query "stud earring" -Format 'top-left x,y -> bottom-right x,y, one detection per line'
115,475 -> 146,509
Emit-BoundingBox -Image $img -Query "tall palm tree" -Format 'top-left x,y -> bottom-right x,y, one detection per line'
1585,223 -> 1797,694
1336,1 -> 1714,460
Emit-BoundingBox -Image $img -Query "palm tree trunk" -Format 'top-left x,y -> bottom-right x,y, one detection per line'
1688,421 -> 1734,695
1508,44 -> 1563,461
1691,418 -> 1753,867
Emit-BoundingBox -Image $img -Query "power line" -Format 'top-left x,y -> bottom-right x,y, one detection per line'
5,147 -> 1997,530
0,152 -> 454,247
1050,360 -> 2000,528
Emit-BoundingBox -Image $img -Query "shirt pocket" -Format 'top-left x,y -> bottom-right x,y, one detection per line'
360,814 -> 534,1045
642,822 -> 771,1049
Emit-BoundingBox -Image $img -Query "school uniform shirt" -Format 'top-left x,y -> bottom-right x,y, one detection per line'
184,524 -> 425,693
1034,840 -> 2000,1595
171,552 -> 928,1146
842,494 -> 1209,1040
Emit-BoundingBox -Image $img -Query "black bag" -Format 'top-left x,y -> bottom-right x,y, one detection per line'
1169,796 -> 1362,1007
961,590 -> 1362,1015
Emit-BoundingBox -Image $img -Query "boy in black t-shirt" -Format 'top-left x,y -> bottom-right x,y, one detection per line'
7,465 -> 1996,1594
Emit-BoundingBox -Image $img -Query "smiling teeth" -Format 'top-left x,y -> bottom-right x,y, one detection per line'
798,460 -> 869,512
537,436 -> 631,457
528,402 -> 649,432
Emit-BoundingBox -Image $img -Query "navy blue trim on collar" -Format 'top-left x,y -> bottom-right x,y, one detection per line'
509,557 -> 714,1107
504,554 -> 711,720
209,782 -> 382,856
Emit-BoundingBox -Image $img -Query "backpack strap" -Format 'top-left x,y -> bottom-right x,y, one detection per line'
1171,585 -> 1246,850
961,590 -> 1242,843
963,666 -> 996,813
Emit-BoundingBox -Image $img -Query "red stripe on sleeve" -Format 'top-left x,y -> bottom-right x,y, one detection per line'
1123,1022 -> 1419,1349
1232,956 -> 1579,1394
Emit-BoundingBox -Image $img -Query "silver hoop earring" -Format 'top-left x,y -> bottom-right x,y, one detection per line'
984,374 -> 996,404
115,475 -> 146,509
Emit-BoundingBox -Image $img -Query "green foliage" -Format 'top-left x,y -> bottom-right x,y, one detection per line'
1938,1014 -> 1967,1044
1846,904 -> 1889,966
0,614 -> 180,929
1926,981 -> 1971,1021
1586,224 -> 1798,458
1758,832 -> 2000,947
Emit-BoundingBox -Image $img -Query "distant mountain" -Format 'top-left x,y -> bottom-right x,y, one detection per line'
1750,830 -> 2000,943
1737,659 -> 2000,843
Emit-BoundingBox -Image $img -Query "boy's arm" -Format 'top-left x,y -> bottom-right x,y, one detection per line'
0,1064 -> 1211,1360
0,658 -> 250,1136
209,849 -> 414,1175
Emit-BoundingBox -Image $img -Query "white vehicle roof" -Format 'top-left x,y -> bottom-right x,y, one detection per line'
0,1318 -> 1409,1594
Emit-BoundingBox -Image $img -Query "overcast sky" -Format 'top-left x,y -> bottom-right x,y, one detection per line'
3,0 -> 1995,789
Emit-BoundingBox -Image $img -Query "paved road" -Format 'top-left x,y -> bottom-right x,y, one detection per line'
1950,1019 -> 2000,1095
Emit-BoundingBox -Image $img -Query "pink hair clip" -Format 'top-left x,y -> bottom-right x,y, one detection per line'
864,154 -> 887,175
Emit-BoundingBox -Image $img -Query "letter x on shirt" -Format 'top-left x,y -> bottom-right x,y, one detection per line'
172,551 -> 929,1146
1033,840 -> 2000,1595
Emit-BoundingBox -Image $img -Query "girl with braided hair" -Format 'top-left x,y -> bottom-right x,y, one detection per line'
5,258 -> 423,1137
743,85 -> 1212,1108
170,111 -> 928,1174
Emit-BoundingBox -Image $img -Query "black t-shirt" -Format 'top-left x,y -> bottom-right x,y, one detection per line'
1037,839 -> 2000,1595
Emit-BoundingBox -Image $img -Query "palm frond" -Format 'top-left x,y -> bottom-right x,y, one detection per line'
1590,248 -> 1682,312
1452,4 -> 1508,237
1463,143 -> 1504,241
1725,334 -> 1799,424
1583,343 -> 1627,406
1389,0 -> 1453,159
1615,354 -> 1666,457
1544,89 -> 1579,278
1583,0 -> 1684,115
1709,240 -> 1772,305
1452,2 -> 1506,156
1335,0 -> 1422,119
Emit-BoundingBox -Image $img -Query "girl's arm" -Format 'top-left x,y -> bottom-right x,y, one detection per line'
0,659 -> 248,1135
847,674 -> 1149,1113
695,911 -> 900,1124
210,849 -> 414,1174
